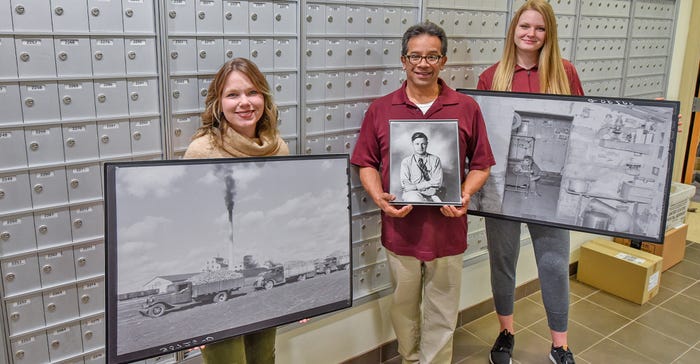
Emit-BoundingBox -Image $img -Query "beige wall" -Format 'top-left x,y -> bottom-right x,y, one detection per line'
275,2 -> 698,362
670,0 -> 700,181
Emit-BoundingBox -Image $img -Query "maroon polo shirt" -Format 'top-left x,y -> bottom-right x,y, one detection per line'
477,59 -> 584,96
350,79 -> 495,261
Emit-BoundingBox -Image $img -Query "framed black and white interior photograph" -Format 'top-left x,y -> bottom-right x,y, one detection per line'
104,155 -> 352,363
389,119 -> 462,206
458,89 -> 679,243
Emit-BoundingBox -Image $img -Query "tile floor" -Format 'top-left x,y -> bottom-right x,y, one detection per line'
382,200 -> 700,364
179,192 -> 700,364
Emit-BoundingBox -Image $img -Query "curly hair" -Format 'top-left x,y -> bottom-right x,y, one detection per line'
192,58 -> 279,145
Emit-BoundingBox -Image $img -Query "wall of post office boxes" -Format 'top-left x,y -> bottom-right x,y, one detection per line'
0,0 -> 679,363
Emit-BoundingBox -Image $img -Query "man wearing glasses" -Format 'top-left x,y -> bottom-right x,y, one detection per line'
351,21 -> 495,363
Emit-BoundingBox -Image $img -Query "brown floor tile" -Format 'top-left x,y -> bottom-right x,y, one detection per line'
683,244 -> 700,264
522,316 -> 548,340
461,312 -> 524,344
528,318 -> 604,353
585,290 -> 654,320
666,259 -> 700,279
660,270 -> 697,292
382,356 -> 401,364
578,339 -> 658,364
453,354 -> 491,364
569,277 -> 599,298
682,281 -> 700,300
608,322 -> 691,363
452,353 -> 489,364
637,306 -> 700,345
674,347 -> 700,364
366,234 -> 700,364
453,350 -> 493,364
451,328 -> 490,364
568,300 -> 630,336
648,285 -> 679,305
525,291 -> 544,305
508,329 -> 551,364
523,290 -> 582,307
660,294 -> 700,322
512,297 -> 547,327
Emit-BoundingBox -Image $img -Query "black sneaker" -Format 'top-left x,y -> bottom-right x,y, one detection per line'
489,329 -> 514,364
549,345 -> 575,364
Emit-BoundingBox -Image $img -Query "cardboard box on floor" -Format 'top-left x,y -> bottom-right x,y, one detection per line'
613,224 -> 687,271
577,238 -> 663,304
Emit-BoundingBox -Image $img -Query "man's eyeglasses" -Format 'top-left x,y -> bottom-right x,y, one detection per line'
404,54 -> 443,65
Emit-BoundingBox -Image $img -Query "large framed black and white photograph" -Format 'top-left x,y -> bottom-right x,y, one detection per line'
389,119 -> 462,206
458,89 -> 679,243
105,155 -> 352,363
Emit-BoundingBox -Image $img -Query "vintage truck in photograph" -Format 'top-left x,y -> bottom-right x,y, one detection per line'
253,260 -> 316,290
140,270 -> 245,317
315,253 -> 350,275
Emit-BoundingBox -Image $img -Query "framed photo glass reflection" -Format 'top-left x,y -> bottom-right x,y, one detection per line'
104,155 -> 352,363
389,119 -> 462,206
457,89 -> 679,243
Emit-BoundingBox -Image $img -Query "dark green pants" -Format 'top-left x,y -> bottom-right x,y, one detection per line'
201,328 -> 276,364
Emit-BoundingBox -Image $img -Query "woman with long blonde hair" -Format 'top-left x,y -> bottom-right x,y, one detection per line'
485,0 -> 581,96
477,1 -> 583,364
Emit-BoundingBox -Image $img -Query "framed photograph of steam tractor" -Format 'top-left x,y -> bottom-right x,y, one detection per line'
457,89 -> 679,243
104,155 -> 352,363
389,119 -> 462,206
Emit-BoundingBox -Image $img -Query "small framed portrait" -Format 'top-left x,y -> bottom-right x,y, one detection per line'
389,119 -> 462,206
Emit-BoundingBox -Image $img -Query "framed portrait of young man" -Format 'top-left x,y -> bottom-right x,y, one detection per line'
389,119 -> 462,206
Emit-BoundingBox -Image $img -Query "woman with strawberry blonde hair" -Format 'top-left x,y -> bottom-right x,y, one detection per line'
185,57 -> 287,363
477,1 -> 583,363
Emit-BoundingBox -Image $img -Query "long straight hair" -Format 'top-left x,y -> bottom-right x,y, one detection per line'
491,0 -> 571,95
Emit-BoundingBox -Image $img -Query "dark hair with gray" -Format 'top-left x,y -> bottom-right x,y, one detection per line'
411,132 -> 428,142
401,21 -> 447,57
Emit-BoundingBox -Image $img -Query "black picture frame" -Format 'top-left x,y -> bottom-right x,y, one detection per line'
389,119 -> 463,206
457,89 -> 679,243
104,155 -> 352,363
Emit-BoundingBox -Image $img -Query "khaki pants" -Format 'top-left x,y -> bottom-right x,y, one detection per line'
386,250 -> 463,364
201,328 -> 276,364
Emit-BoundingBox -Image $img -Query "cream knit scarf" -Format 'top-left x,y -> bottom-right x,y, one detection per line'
220,127 -> 285,157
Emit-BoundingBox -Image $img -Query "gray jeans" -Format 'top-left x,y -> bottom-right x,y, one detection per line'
485,218 -> 570,332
